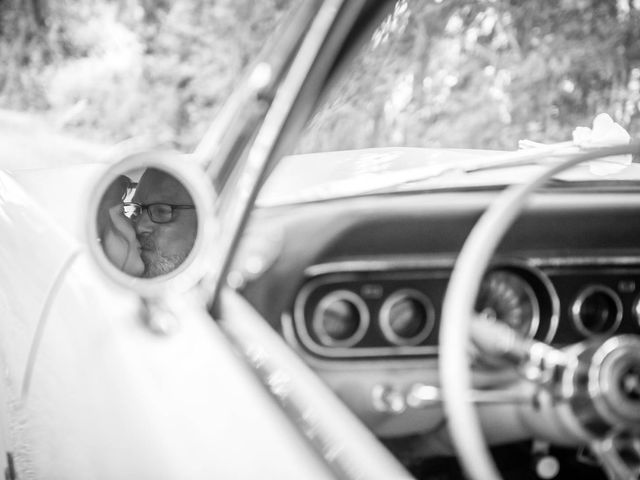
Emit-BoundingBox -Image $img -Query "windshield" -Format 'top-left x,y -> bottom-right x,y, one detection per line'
292,0 -> 640,175
262,0 -> 640,205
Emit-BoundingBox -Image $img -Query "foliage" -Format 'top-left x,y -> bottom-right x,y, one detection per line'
299,0 -> 640,152
2,0 -> 640,153
0,0 -> 293,150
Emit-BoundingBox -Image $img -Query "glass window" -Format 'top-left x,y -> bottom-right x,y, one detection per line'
298,0 -> 640,153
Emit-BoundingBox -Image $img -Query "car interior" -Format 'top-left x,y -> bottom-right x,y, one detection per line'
230,148 -> 640,479
214,1 -> 640,478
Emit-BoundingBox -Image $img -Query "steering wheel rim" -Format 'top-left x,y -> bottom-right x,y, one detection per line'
438,143 -> 640,480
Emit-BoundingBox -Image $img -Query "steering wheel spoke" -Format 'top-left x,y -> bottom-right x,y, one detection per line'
471,315 -> 571,389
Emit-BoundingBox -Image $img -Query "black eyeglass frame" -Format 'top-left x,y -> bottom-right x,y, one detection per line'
124,202 -> 195,224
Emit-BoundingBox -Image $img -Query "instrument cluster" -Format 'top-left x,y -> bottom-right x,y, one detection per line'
288,259 -> 640,360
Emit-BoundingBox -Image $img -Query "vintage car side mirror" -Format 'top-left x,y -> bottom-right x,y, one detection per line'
87,150 -> 218,297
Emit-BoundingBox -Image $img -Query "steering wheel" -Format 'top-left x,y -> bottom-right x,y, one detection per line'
439,143 -> 640,480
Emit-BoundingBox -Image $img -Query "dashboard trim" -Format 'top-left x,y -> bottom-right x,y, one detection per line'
293,275 -> 440,358
282,311 -> 526,391
305,256 -> 456,277
282,311 -> 440,369
290,255 -> 640,361
305,255 -> 640,277
529,256 -> 640,268
292,256 -> 565,358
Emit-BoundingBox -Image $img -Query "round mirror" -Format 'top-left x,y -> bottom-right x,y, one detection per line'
88,150 -> 217,296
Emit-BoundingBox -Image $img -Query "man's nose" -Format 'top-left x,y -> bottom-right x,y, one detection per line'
133,210 -> 155,234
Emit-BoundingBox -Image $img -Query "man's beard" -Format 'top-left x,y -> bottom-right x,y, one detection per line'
138,235 -> 188,278
142,253 -> 187,278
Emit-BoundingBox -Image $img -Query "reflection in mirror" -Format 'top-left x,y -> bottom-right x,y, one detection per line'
97,168 -> 198,278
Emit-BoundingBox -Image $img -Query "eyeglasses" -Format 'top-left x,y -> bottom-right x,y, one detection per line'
123,202 -> 195,224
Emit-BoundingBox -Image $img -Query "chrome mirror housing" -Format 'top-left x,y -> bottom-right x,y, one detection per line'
87,150 -> 218,298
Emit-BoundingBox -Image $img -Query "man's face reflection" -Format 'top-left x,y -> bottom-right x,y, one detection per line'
132,168 -> 197,278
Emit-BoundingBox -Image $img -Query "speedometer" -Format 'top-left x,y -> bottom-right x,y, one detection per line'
475,269 -> 540,338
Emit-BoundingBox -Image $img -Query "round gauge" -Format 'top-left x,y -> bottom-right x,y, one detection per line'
571,285 -> 622,337
379,289 -> 435,346
312,290 -> 369,347
475,270 -> 540,338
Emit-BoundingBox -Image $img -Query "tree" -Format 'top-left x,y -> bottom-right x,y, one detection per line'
0,0 -> 294,149
299,0 -> 640,152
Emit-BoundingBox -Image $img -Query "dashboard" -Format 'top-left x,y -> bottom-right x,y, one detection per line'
237,187 -> 640,445
289,258 -> 640,360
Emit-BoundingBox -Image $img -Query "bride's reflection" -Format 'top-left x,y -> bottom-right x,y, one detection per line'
97,175 -> 144,276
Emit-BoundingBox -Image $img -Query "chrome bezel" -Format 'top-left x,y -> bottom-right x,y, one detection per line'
632,294 -> 640,329
597,340 -> 640,423
378,289 -> 435,346
589,336 -> 640,427
311,290 -> 370,348
294,274 -> 441,358
476,259 -> 560,343
479,269 -> 541,340
571,285 -> 623,337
